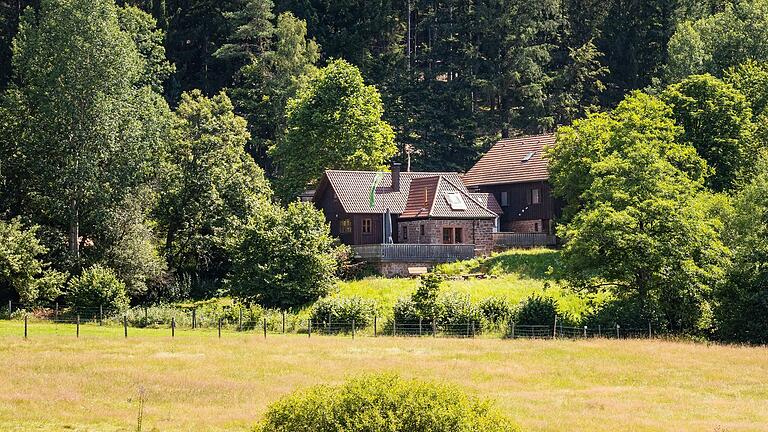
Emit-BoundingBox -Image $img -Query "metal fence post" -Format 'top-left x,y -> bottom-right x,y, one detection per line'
583,326 -> 587,338
77,315 -> 80,338
419,318 -> 422,336
7,300 -> 11,316
648,321 -> 652,338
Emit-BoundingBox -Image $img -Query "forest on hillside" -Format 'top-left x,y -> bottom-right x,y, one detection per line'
0,0 -> 734,172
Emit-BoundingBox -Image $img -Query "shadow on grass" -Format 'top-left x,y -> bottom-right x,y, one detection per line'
480,249 -> 562,280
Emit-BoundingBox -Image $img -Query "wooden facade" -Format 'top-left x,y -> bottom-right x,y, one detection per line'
315,186 -> 399,245
474,181 -> 558,232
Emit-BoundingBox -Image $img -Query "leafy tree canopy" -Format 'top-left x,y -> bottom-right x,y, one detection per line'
662,74 -> 757,191
271,59 -> 396,200
157,90 -> 271,295
227,201 -> 341,309
549,92 -> 729,332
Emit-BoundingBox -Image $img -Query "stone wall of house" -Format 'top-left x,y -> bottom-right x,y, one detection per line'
376,262 -> 434,278
397,219 -> 495,256
507,219 -> 546,234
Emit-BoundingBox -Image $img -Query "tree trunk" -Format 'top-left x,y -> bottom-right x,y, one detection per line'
69,198 -> 80,258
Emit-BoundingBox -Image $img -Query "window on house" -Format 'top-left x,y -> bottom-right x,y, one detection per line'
443,227 -> 453,244
340,219 -> 352,234
420,224 -> 425,236
444,192 -> 467,210
531,188 -> 541,205
455,227 -> 463,243
500,191 -> 509,207
403,226 -> 408,240
534,223 -> 540,232
362,219 -> 372,234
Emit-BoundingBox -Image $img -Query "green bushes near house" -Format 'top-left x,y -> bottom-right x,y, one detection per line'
254,374 -> 520,432
311,296 -> 377,328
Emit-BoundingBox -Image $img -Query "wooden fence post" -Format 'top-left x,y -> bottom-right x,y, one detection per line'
616,324 -> 620,338
598,324 -> 601,337
99,305 -> 103,326
471,321 -> 476,338
282,311 -> 286,334
352,319 -> 355,339
263,318 -> 267,339
511,321 -> 516,339
393,317 -> 396,337
144,307 -> 148,325
238,308 -> 243,332
419,318 -> 422,336
374,316 -> 377,337
124,316 -> 128,338
55,302 -> 59,322
24,314 -> 27,339
77,315 -> 80,338
7,300 -> 10,316
432,319 -> 436,337
218,318 -> 222,339
648,321 -> 652,338
308,319 -> 312,338
553,315 -> 558,339
583,326 -> 587,338
192,309 -> 196,330
171,317 -> 175,338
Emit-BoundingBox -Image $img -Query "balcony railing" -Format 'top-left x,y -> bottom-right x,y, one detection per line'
352,244 -> 476,263
493,232 -> 557,248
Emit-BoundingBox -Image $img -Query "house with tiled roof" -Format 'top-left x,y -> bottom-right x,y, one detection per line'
463,133 -> 559,245
312,163 -> 501,275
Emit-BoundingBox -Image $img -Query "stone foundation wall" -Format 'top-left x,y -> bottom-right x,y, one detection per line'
506,219 -> 547,234
375,262 -> 435,278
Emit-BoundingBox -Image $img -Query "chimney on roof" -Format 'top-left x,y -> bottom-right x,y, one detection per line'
391,162 -> 401,192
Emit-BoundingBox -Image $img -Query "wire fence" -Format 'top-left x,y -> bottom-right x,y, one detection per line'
1,300 -> 659,341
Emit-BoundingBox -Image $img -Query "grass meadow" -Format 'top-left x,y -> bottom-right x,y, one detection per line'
2,321 -> 767,432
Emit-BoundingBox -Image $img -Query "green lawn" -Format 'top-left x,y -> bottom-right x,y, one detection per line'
335,248 -> 606,320
1,321 -> 767,431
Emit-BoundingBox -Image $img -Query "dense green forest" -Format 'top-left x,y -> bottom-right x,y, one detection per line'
2,0 -> 768,343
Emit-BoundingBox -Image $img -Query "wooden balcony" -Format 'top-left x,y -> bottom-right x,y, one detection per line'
492,232 -> 557,248
352,243 -> 476,263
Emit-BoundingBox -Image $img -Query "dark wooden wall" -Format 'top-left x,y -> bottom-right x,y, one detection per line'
315,186 -> 398,245
477,181 -> 559,225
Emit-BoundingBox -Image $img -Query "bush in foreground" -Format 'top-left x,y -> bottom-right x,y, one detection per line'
254,374 -> 519,432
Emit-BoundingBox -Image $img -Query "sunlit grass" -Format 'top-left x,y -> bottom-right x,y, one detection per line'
1,321 -> 767,431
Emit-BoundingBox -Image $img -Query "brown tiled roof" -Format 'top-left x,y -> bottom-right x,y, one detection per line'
462,133 -> 555,187
400,175 -> 498,220
317,170 -> 467,214
470,192 -> 503,215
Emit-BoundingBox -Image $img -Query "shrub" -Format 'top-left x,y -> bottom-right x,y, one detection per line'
67,265 -> 129,315
412,272 -> 443,319
311,296 -> 377,327
515,295 -> 564,326
439,292 -> 482,326
254,374 -> 519,432
480,297 -> 514,323
582,296 -> 665,331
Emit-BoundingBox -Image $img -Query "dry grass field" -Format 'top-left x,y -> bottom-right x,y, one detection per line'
1,321 -> 767,432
